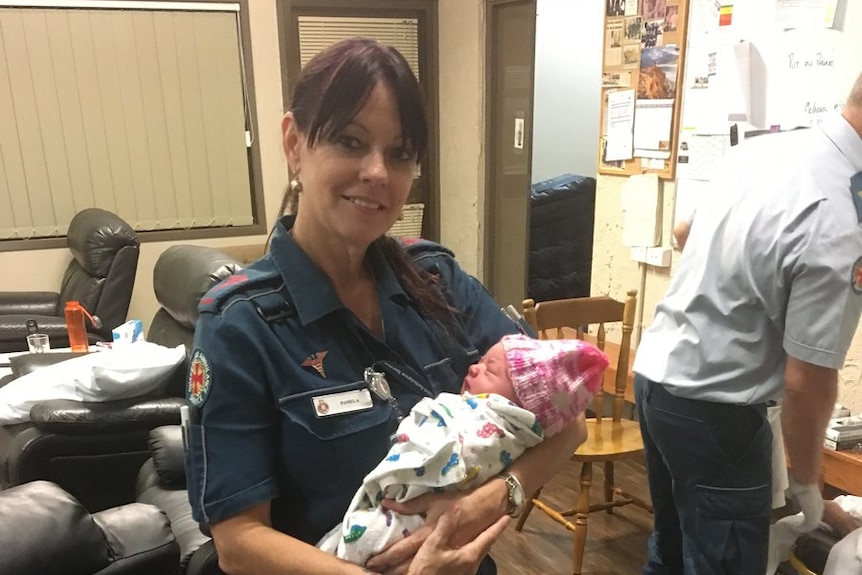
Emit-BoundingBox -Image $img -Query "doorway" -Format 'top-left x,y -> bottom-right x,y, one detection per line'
484,0 -> 603,310
483,0 -> 537,310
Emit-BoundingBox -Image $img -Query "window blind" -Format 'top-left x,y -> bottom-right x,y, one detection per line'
0,4 -> 253,240
297,16 -> 419,79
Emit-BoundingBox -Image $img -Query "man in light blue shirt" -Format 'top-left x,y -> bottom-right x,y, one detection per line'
633,73 -> 862,575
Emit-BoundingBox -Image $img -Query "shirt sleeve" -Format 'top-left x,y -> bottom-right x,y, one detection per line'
186,304 -> 281,525
784,210 -> 862,369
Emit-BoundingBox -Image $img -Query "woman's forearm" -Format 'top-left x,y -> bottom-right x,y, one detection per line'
211,504 -> 374,575
507,415 -> 586,496
447,415 -> 587,547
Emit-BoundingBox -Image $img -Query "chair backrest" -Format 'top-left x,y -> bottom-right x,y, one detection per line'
59,208 -> 140,337
148,245 -> 244,397
522,289 -> 637,423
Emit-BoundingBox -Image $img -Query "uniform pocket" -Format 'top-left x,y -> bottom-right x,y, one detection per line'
278,381 -> 393,498
692,483 -> 771,575
279,381 -> 392,441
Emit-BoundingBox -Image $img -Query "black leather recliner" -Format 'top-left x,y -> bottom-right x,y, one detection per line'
0,207 -> 140,352
138,425 -> 221,575
0,480 -> 179,575
0,245 -> 243,512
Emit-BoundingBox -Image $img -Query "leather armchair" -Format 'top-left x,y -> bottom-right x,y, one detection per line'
137,425 -> 222,575
0,245 -> 243,512
0,480 -> 179,575
0,208 -> 140,352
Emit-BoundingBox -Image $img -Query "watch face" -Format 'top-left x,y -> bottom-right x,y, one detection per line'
512,484 -> 525,507
502,473 -> 526,517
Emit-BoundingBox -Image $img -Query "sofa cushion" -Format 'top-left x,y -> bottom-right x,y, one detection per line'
0,480 -> 109,575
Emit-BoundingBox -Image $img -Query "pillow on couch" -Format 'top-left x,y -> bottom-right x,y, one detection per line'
0,341 -> 185,424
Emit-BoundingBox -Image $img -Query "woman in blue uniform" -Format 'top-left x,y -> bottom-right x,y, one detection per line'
184,38 -> 586,575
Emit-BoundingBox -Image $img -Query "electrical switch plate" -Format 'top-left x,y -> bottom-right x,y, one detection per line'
645,247 -> 672,267
630,246 -> 648,263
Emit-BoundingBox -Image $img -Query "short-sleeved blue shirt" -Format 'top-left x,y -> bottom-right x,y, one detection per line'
185,216 -> 520,545
634,113 -> 862,404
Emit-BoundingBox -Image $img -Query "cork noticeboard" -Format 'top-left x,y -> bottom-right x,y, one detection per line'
597,0 -> 690,180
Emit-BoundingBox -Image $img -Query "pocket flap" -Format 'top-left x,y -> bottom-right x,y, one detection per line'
279,381 -> 391,441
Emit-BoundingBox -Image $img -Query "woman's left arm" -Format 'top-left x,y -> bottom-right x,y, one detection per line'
452,415 -> 587,544
367,416 -> 586,574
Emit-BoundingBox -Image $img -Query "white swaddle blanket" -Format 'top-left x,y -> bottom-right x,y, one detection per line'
317,392 -> 544,565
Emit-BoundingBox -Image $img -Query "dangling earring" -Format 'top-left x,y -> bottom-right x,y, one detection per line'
289,177 -> 303,194
397,208 -> 404,221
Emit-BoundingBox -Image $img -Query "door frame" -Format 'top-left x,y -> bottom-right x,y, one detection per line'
482,0 -> 538,296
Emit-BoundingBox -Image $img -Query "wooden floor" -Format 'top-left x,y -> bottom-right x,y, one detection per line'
493,457 -> 653,575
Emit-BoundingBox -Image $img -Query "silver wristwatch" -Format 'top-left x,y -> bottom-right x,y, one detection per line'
495,472 -> 526,518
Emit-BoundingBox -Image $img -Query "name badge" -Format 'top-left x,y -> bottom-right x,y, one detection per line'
312,389 -> 374,418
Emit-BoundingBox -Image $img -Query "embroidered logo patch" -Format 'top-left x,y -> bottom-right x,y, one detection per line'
301,351 -> 328,378
853,257 -> 862,294
188,350 -> 212,407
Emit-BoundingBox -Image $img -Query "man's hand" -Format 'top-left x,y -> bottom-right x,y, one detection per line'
786,478 -> 824,533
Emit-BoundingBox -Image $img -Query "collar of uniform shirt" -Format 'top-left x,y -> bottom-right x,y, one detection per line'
821,112 -> 862,174
270,216 -> 410,326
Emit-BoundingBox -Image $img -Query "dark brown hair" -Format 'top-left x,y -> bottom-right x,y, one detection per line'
290,37 -> 428,161
283,38 -> 454,323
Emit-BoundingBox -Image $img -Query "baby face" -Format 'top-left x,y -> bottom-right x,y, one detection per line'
461,342 -> 517,402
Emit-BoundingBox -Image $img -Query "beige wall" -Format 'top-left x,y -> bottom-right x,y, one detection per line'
437,0 -> 485,276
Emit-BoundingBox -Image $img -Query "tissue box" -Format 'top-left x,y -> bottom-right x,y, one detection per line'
112,319 -> 143,346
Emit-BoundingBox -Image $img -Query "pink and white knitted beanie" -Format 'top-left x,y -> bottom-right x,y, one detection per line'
501,334 -> 609,436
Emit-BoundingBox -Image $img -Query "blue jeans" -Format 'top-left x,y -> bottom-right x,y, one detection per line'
635,375 -> 772,575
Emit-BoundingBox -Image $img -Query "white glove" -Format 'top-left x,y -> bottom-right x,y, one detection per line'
786,478 -> 824,533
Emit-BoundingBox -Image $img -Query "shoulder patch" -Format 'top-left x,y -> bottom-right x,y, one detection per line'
198,264 -> 282,314
188,350 -> 212,407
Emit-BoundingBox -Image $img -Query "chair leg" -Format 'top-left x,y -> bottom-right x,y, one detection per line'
515,487 -> 542,531
572,462 -> 592,575
603,461 -> 615,514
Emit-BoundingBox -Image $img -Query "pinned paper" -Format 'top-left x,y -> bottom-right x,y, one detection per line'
621,173 -> 662,247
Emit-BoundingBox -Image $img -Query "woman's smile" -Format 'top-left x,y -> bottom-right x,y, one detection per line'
343,195 -> 386,211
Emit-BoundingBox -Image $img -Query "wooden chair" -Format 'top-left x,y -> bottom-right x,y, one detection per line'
514,289 -> 652,575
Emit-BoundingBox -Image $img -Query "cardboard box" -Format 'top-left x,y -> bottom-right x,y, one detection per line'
112,319 -> 143,346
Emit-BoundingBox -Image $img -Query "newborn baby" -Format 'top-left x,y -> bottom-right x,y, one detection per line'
318,334 -> 609,565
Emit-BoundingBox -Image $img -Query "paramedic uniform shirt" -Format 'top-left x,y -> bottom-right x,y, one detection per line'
634,113 -> 862,404
184,216 -> 520,545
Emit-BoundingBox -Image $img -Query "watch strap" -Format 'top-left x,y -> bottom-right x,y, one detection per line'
495,472 -> 525,518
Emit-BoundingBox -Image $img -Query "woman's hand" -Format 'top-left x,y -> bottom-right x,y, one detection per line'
367,505 -> 509,575
365,483 -> 508,574
406,507 -> 510,575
